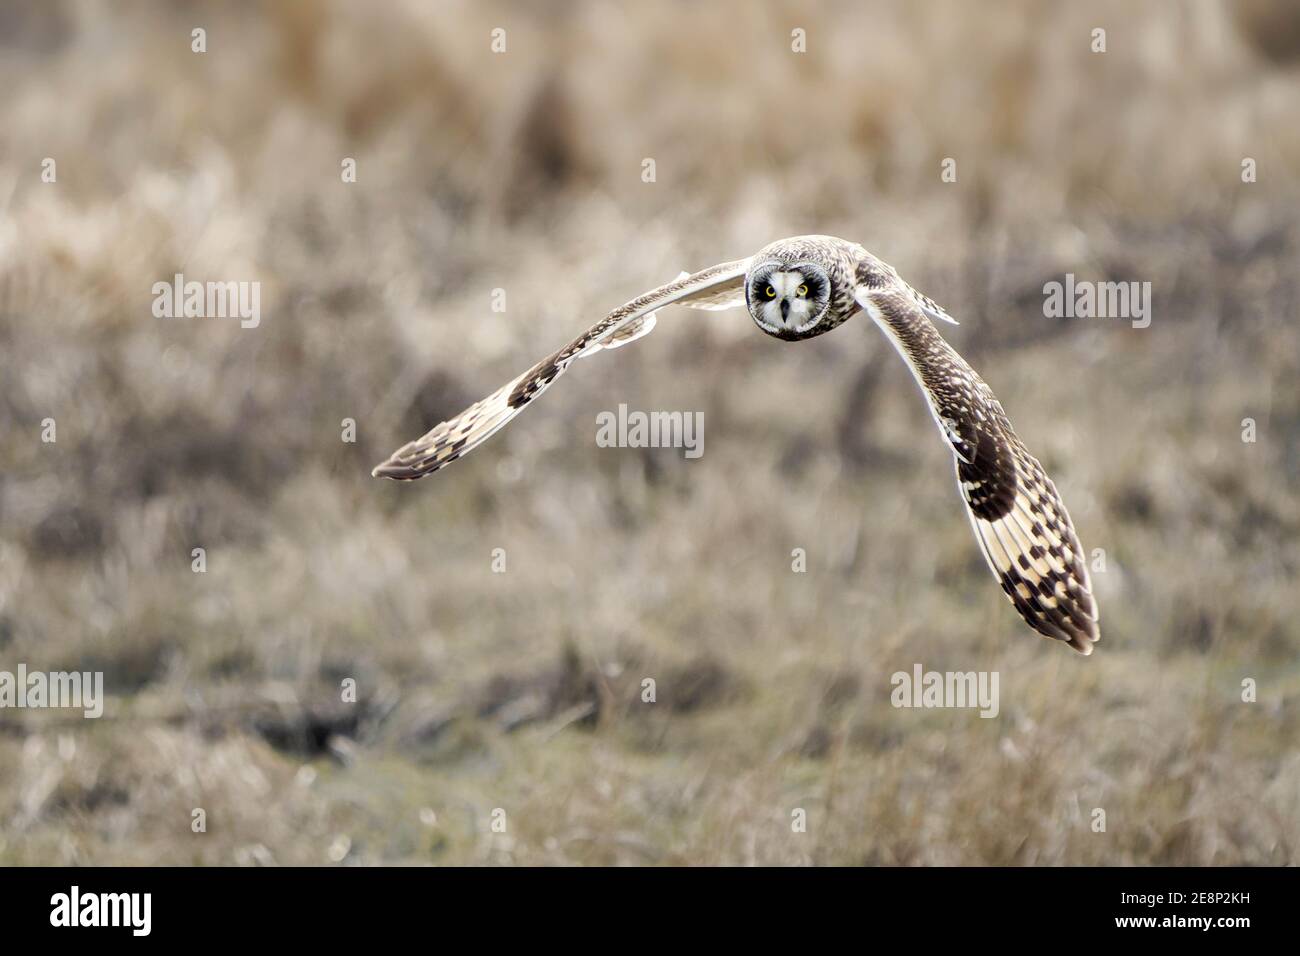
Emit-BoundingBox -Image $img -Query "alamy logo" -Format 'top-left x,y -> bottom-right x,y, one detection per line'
1043,273 -> 1151,329
595,403 -> 704,459
0,665 -> 104,718
890,663 -> 999,718
152,272 -> 261,328
50,886 -> 151,936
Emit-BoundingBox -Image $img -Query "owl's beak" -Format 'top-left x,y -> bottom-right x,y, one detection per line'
780,299 -> 791,321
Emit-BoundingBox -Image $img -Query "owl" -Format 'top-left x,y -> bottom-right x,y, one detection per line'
374,236 -> 1100,654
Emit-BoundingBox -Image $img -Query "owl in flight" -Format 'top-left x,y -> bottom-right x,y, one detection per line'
374,236 -> 1100,654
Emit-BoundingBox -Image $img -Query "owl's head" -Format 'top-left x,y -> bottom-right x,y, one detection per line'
745,261 -> 832,340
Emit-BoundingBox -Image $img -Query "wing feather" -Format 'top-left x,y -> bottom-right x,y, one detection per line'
372,259 -> 749,480
856,284 -> 1100,654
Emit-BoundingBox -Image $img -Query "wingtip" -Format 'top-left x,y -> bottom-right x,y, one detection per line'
372,455 -> 441,480
1068,621 -> 1101,656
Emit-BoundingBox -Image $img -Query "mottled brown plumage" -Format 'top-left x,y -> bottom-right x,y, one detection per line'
373,236 -> 1099,653
862,285 -> 1098,652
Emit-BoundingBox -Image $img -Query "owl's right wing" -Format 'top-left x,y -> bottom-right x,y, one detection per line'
372,258 -> 750,480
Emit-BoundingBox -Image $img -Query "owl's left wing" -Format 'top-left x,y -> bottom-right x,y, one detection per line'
855,282 -> 1100,654
372,259 -> 749,480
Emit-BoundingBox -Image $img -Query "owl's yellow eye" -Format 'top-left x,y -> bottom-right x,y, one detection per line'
764,285 -> 776,298
797,284 -> 809,297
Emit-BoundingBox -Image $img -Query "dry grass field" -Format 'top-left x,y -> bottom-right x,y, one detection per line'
0,0 -> 1297,865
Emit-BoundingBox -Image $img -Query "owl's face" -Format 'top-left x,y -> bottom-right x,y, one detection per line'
745,261 -> 832,340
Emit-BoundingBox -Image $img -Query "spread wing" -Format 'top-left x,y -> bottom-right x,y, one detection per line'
855,283 -> 1100,654
372,259 -> 749,480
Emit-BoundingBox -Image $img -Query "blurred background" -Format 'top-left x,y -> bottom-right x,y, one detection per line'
1,0 -> 1297,865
